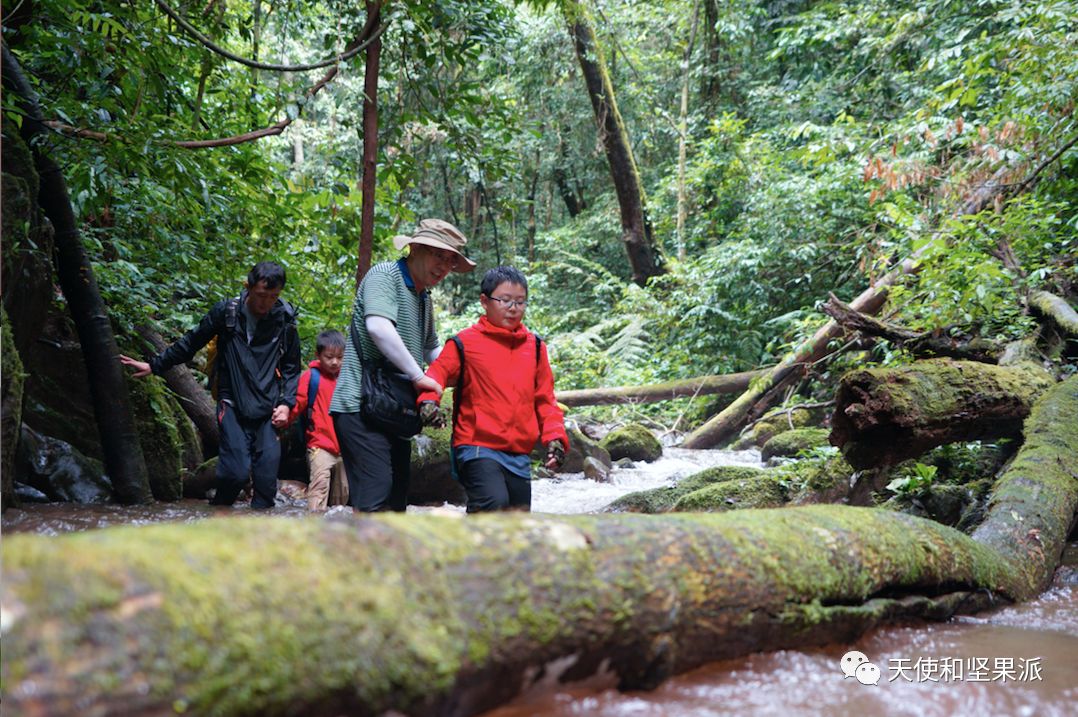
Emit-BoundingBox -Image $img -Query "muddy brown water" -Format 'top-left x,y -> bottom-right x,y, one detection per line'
3,489 -> 1075,717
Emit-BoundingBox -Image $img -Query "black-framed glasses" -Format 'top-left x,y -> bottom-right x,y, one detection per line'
488,296 -> 527,310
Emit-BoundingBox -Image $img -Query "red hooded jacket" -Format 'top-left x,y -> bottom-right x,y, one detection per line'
289,359 -> 340,455
419,316 -> 568,455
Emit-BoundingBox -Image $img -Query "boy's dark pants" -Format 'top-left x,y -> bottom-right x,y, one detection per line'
460,458 -> 531,512
333,411 -> 411,512
213,402 -> 280,509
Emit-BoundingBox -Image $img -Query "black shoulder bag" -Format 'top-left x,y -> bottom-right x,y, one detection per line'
349,307 -> 423,439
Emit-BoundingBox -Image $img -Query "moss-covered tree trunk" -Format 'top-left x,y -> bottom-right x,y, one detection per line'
831,358 -> 1053,469
971,375 -> 1078,598
3,378 -> 1074,716
136,325 -> 219,456
564,0 -> 663,286
2,307 -> 26,511
2,45 -> 152,504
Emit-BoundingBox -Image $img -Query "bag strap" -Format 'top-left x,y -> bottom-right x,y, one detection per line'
300,367 -> 320,434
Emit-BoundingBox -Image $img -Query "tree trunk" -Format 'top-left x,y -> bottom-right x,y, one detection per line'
0,507 -> 1029,716
356,0 -> 381,287
2,44 -> 152,504
830,358 -> 1053,469
821,294 -> 1002,363
564,0 -> 663,286
4,378 -> 1076,716
675,0 -> 699,261
135,325 -> 219,456
556,369 -> 765,407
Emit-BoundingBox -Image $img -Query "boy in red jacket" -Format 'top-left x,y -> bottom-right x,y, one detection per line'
418,266 -> 568,512
289,330 -> 348,511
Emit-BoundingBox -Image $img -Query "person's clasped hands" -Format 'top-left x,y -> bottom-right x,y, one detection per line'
419,400 -> 447,428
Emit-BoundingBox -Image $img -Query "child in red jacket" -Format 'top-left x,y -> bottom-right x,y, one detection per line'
289,330 -> 347,511
418,266 -> 568,512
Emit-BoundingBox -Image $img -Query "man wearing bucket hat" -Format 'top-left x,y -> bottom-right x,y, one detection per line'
329,219 -> 475,512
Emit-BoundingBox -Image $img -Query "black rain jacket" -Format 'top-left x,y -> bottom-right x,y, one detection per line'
150,293 -> 301,420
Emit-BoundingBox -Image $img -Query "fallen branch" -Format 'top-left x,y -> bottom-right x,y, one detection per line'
555,369 -> 766,407
821,293 -> 1002,363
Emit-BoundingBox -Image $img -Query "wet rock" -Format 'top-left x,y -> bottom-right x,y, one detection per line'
185,457 -> 217,499
409,427 -> 465,506
14,482 -> 49,503
559,425 -> 612,474
672,474 -> 788,512
15,425 -> 113,503
605,466 -> 768,514
614,457 -> 636,469
600,423 -> 662,462
583,456 -> 611,483
730,407 -> 826,450
760,428 -> 830,462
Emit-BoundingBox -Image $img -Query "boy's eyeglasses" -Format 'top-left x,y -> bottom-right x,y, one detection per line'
488,296 -> 528,310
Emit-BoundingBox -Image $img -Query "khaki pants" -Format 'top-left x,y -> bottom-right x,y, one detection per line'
307,447 -> 348,511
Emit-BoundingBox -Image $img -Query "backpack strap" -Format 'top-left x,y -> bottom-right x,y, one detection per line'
306,367 -> 321,424
450,335 -> 465,431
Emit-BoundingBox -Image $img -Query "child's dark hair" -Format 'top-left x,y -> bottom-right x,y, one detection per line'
480,266 -> 528,297
316,329 -> 345,354
248,261 -> 287,289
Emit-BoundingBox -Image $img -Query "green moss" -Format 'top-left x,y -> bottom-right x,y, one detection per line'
600,423 -> 662,462
125,374 -> 186,501
605,466 -> 767,513
760,428 -> 830,461
672,474 -> 788,512
2,307 -> 27,509
731,407 -> 819,450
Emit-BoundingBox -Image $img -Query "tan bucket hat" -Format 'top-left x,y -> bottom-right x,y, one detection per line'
392,219 -> 476,273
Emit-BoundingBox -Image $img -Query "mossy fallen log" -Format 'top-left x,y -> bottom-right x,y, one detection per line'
1028,290 -> 1078,337
971,375 -> 1078,600
0,506 -> 1025,717
831,358 -> 1053,469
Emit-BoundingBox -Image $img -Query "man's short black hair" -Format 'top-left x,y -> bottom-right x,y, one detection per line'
248,261 -> 287,290
316,329 -> 345,354
480,265 -> 528,297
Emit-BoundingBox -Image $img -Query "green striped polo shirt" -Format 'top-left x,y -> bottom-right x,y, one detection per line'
330,259 -> 438,415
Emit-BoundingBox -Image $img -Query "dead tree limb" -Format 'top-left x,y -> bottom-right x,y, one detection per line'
556,369 -> 766,407
821,293 -> 1002,363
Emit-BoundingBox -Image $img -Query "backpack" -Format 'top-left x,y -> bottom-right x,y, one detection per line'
205,297 -> 240,400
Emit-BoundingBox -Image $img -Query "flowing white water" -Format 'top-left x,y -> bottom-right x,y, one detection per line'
532,446 -> 764,514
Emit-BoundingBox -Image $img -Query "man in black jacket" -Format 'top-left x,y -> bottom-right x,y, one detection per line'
121,262 -> 301,509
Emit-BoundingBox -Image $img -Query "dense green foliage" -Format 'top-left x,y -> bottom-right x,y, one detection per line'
3,0 -> 1075,426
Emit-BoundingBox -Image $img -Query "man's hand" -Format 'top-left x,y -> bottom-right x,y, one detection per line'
419,400 -> 446,428
271,404 -> 290,429
119,354 -> 152,378
544,439 -> 566,470
413,375 -> 444,398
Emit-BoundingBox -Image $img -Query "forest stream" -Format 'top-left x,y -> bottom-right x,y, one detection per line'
3,447 -> 1075,716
